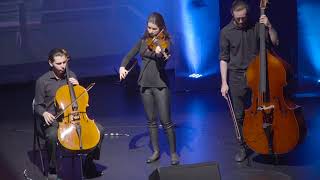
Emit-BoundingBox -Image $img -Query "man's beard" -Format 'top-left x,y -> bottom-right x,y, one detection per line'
233,18 -> 248,29
234,19 -> 247,29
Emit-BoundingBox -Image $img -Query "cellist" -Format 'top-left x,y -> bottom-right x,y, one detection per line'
34,48 -> 104,179
219,0 -> 279,162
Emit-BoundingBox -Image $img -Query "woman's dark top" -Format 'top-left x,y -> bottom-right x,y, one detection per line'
121,39 -> 169,88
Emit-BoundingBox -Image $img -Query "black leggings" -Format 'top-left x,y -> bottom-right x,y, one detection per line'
140,87 -> 174,129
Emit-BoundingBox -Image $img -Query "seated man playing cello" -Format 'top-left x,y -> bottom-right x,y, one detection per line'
34,48 -> 104,179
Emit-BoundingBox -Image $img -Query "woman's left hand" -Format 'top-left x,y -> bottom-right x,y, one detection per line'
155,46 -> 162,54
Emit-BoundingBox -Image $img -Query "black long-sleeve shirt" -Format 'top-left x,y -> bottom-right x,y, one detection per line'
219,21 -> 260,72
121,39 -> 169,88
34,70 -> 76,117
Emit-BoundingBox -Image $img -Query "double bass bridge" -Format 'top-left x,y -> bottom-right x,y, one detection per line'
258,104 -> 275,154
257,104 -> 275,127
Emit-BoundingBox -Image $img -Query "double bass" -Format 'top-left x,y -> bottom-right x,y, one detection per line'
55,61 -> 100,151
242,0 -> 306,155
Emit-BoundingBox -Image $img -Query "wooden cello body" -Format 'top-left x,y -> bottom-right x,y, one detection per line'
242,0 -> 305,155
56,64 -> 100,151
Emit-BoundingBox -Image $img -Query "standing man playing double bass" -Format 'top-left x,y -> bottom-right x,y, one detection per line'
34,48 -> 105,179
219,0 -> 279,162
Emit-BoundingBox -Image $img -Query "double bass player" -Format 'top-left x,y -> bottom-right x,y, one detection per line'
219,0 -> 279,162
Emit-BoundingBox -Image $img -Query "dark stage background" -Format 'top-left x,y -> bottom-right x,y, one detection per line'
1,0 -> 318,92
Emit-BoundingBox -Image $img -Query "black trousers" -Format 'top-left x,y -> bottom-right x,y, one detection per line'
228,71 -> 251,138
140,87 -> 174,129
39,120 -> 105,170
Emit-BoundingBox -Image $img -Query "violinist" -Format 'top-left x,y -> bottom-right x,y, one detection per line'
119,12 -> 179,165
219,0 -> 279,162
34,48 -> 104,179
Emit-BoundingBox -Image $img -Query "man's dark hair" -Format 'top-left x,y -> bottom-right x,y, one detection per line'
231,0 -> 249,13
48,48 -> 70,63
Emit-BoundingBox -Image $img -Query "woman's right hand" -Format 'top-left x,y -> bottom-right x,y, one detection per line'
119,67 -> 129,80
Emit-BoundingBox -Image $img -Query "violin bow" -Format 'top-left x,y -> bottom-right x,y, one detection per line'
226,93 -> 243,143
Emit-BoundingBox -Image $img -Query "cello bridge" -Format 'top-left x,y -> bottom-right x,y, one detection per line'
69,111 -> 80,121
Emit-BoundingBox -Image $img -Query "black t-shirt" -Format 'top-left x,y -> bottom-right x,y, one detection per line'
219,21 -> 260,72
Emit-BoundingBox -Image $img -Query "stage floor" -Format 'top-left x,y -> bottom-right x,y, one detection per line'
0,75 -> 319,180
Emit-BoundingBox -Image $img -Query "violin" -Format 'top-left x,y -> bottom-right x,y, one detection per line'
55,61 -> 100,151
146,29 -> 171,60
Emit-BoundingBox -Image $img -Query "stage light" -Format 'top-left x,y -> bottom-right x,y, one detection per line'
179,0 -> 219,78
298,1 -> 320,82
189,73 -> 203,78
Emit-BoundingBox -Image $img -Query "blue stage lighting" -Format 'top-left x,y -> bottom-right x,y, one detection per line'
179,0 -> 220,78
298,1 -> 320,82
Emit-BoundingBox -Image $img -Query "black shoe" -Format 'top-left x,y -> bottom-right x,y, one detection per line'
170,153 -> 179,165
146,151 -> 160,163
47,167 -> 58,180
47,172 -> 58,180
234,146 -> 247,162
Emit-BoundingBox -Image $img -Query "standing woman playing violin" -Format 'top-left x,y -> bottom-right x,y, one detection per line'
119,12 -> 179,165
34,48 -> 105,179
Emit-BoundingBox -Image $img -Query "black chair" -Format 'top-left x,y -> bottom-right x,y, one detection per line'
32,99 -> 89,179
32,99 -> 46,175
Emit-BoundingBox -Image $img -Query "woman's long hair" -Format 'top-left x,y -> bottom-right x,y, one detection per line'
142,12 -> 170,41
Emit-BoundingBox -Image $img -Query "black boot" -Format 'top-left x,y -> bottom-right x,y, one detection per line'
146,127 -> 160,163
166,127 -> 179,165
233,118 -> 248,162
47,167 -> 58,180
234,144 -> 247,162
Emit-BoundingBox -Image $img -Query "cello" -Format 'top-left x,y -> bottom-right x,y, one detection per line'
242,0 -> 306,155
55,61 -> 100,151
